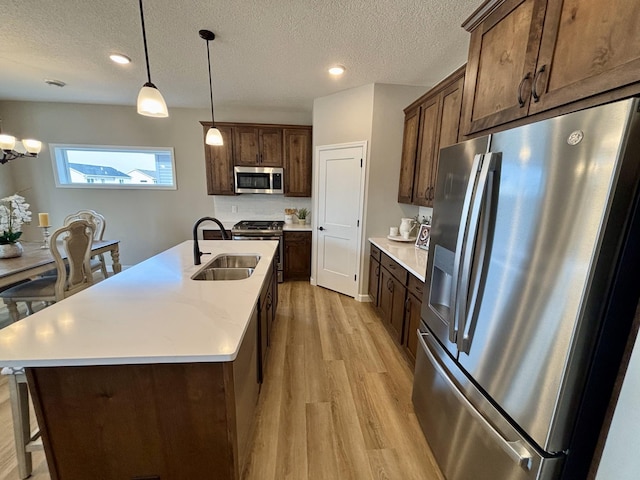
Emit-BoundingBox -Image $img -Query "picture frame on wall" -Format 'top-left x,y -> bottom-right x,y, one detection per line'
415,224 -> 430,250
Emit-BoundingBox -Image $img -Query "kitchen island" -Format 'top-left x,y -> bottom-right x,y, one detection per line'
0,240 -> 279,480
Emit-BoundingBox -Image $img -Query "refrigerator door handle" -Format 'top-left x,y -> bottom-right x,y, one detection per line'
460,153 -> 500,354
418,332 -> 533,470
450,153 -> 484,343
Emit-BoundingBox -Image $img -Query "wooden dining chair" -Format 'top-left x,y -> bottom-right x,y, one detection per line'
1,367 -> 43,480
0,219 -> 95,323
63,209 -> 109,278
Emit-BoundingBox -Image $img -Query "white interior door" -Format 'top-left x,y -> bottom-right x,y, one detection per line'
316,144 -> 365,297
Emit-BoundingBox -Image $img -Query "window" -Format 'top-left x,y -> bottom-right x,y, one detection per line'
50,144 -> 177,190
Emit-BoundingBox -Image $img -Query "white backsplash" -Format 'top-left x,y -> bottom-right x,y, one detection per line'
418,206 -> 433,224
213,195 -> 312,223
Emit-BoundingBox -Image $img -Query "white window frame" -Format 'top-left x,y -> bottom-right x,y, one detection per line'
50,144 -> 178,190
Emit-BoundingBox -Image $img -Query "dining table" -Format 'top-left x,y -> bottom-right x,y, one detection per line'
0,240 -> 121,289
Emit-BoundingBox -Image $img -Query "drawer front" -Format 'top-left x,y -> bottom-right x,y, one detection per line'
381,253 -> 408,284
370,243 -> 381,262
284,231 -> 311,244
408,274 -> 424,299
203,230 -> 224,240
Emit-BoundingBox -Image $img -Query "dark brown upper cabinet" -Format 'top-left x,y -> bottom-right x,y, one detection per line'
201,123 -> 235,196
398,66 -> 466,206
283,128 -> 312,197
234,126 -> 283,167
460,0 -> 640,136
201,122 -> 312,197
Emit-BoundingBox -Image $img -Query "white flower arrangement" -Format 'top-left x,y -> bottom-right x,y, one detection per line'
0,194 -> 32,244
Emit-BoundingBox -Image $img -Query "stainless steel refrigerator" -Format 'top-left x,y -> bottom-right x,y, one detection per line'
412,97 -> 640,480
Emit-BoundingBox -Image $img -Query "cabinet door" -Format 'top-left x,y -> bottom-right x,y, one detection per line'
529,0 -> 640,115
397,105 -> 421,204
462,0 -> 547,135
259,128 -> 283,166
234,126 -> 260,165
403,292 -> 422,364
431,75 -> 465,200
203,125 -> 235,195
284,231 -> 311,280
379,267 -> 407,343
284,128 -> 312,197
412,96 -> 440,207
368,256 -> 380,306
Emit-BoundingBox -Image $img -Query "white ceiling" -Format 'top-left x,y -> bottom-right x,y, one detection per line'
0,0 -> 478,114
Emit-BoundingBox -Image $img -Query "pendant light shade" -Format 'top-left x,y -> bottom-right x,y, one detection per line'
137,0 -> 168,118
199,29 -> 223,146
137,83 -> 169,117
206,127 -> 224,146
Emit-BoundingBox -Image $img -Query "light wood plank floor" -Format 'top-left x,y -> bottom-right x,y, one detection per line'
0,281 -> 443,480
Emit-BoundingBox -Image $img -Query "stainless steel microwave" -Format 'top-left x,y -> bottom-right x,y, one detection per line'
234,166 -> 284,194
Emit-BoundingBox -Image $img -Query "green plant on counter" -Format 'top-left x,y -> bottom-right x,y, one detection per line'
297,208 -> 309,220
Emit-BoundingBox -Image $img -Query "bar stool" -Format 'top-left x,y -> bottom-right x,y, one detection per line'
1,366 -> 44,479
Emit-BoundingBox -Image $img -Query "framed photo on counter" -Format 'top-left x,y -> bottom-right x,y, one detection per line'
415,224 -> 430,250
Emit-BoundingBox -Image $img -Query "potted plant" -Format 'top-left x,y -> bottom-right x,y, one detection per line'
0,193 -> 32,258
296,208 -> 309,225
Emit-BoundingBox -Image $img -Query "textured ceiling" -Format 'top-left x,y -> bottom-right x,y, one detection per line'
0,0 -> 479,113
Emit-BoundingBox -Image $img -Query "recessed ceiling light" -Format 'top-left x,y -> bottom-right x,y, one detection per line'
44,79 -> 66,87
110,53 -> 131,65
328,65 -> 346,76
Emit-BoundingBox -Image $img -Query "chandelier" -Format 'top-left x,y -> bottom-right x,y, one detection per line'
0,122 -> 42,165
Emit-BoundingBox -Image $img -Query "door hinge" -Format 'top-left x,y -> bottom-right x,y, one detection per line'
354,274 -> 357,281
360,158 -> 363,167
357,219 -> 360,227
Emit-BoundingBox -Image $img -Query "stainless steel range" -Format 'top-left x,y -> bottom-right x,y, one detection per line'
232,220 -> 284,283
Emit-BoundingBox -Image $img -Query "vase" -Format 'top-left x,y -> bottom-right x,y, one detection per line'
284,214 -> 294,225
298,218 -> 306,225
399,218 -> 415,237
0,242 -> 23,259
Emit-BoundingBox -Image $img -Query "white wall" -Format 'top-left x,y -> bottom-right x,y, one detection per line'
0,100 -> 311,266
311,83 -> 426,298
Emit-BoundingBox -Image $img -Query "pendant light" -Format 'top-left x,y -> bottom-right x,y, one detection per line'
137,0 -> 168,117
199,29 -> 223,146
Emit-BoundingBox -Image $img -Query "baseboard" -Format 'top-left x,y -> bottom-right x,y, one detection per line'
355,294 -> 373,303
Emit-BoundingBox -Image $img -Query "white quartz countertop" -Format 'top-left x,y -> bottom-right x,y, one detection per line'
0,240 -> 278,368
369,237 -> 428,282
283,223 -> 312,231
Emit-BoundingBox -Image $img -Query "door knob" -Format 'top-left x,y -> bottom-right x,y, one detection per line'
318,226 -> 325,231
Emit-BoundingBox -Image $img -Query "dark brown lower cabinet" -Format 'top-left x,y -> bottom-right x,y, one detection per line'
202,229 -> 224,240
378,266 -> 407,343
258,259 -> 276,382
403,291 -> 422,362
284,231 -> 311,280
27,311 -> 260,480
369,242 -> 424,367
368,255 -> 380,306
368,244 -> 382,306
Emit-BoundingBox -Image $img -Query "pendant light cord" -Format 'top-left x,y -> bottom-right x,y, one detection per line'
206,40 -> 216,126
139,0 -> 152,85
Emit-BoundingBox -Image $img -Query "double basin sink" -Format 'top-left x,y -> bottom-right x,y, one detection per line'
192,254 -> 260,281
